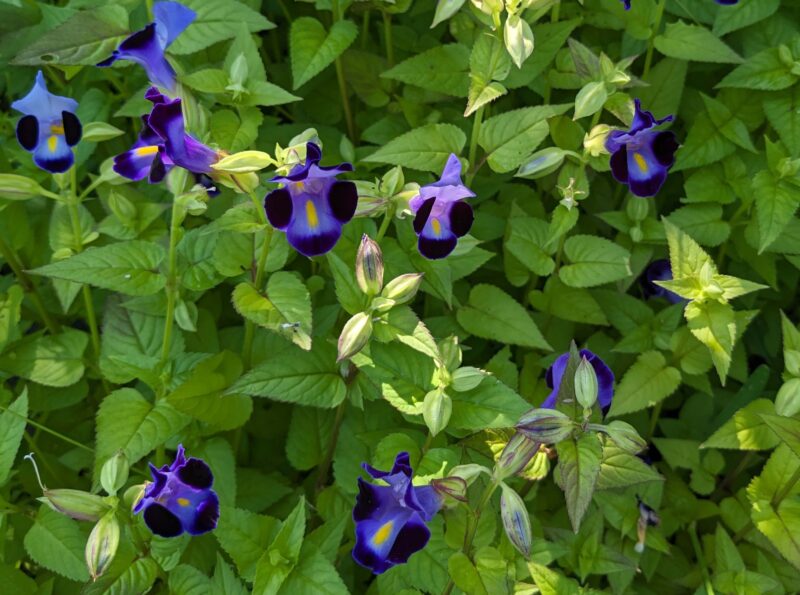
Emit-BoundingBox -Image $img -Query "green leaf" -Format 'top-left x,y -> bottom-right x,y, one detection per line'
685,300 -> 736,384
183,68 -> 230,94
764,86 -> 800,156
231,344 -> 347,408
449,375 -> 530,432
717,47 -> 796,91
170,0 -> 275,55
31,240 -> 166,296
210,107 -> 264,154
749,495 -> 800,570
0,389 -> 27,486
431,0 -> 466,28
713,0 -> 780,36
573,81 -> 608,120
465,33 -> 511,116
286,407 -> 334,471
596,444 -> 663,490
559,235 -> 631,288
608,351 -> 681,417
703,400 -> 779,451
653,21 -> 742,64
700,94 -> 756,153
11,5 -> 128,65
753,170 -> 800,253
167,352 -> 251,431
528,277 -> 609,326
557,433 -> 602,532
673,112 -> 736,171
448,552 -> 488,595
666,203 -> 731,247
215,507 -> 280,582
291,17 -> 358,89
479,104 -> 571,173
382,44 -> 469,97
243,80 -> 303,108
278,553 -> 348,595
760,414 -> 800,460
95,388 -> 190,478
363,124 -> 467,173
456,284 -> 551,350
0,329 -> 87,387
254,497 -> 306,594
178,228 -> 224,291
527,562 -> 581,595
663,218 -> 716,279
24,507 -> 89,582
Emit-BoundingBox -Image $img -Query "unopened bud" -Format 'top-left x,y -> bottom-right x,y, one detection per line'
356,234 -> 384,295
583,124 -> 612,157
379,166 -> 404,196
124,483 -> 147,512
431,476 -> 468,505
422,389 -> 452,437
448,464 -> 491,486
381,273 -> 424,305
86,512 -> 120,580
574,357 -> 598,409
500,483 -> 532,557
603,421 -> 648,454
516,147 -> 566,179
626,196 -> 650,222
0,174 -> 54,200
25,454 -> 111,521
337,312 -> 373,362
494,433 -> 541,481
516,409 -> 574,444
100,451 -> 129,496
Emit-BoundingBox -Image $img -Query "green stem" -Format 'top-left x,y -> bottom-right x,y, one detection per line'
0,237 -> 60,334
361,10 -> 370,50
550,0 -> 560,23
315,399 -> 348,493
689,522 -> 715,595
332,0 -> 356,140
0,402 -> 93,453
643,0 -> 667,79
375,203 -> 395,242
441,480 -> 499,595
466,106 -> 485,186
421,431 -> 433,456
242,191 -> 273,370
159,199 -> 182,382
648,400 -> 663,439
382,11 -> 394,69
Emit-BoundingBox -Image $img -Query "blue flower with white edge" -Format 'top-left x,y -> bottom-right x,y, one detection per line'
12,71 -> 82,174
98,1 -> 195,93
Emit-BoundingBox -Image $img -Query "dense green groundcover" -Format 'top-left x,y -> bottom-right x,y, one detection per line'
2,0 -> 800,592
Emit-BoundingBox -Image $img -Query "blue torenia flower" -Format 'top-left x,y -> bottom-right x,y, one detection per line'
134,445 -> 219,538
642,259 -> 683,304
605,99 -> 678,198
264,143 -> 358,257
12,71 -> 82,174
541,349 -> 614,411
352,452 -> 442,575
409,154 -> 475,260
113,87 -> 172,183
98,1 -> 195,92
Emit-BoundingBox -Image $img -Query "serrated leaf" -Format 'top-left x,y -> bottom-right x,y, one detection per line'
596,444 -> 663,490
170,0 -> 275,55
210,107 -> 264,154
760,414 -> 800,460
654,22 -> 742,64
449,375 -> 529,432
364,124 -> 467,173
382,44 -> 469,97
0,389 -> 27,486
24,507 -> 89,582
0,329 -> 87,387
254,497 -> 306,594
608,351 -> 681,417
704,400 -> 779,451
215,507 -> 281,582
291,17 -> 357,89
559,235 -> 631,288
713,0 -> 780,37
717,47 -> 796,91
753,170 -> 800,253
685,300 -> 736,384
557,433 -> 602,532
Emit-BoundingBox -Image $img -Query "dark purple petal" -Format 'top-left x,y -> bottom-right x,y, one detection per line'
413,197 -> 435,234
449,201 -> 474,237
542,349 -> 614,411
114,145 -> 161,181
149,149 -> 169,183
177,458 -> 213,489
418,234 -> 458,260
285,191 -> 344,257
194,173 -> 219,196
265,188 -> 293,229
609,147 -> 629,183
353,478 -> 394,522
145,86 -> 168,105
630,99 -> 673,134
143,503 -> 183,537
626,141 -> 669,198
61,111 -> 81,146
148,98 -> 217,173
715,0 -> 738,4
605,130 -> 626,154
387,512 -> 430,566
620,0 -> 631,8
363,452 -> 413,480
410,486 -> 441,522
33,134 -> 73,173
189,492 -> 219,535
328,180 -> 357,223
352,510 -> 412,574
652,131 -> 679,167
642,259 -> 682,304
437,154 -> 463,186
111,23 -> 178,92
16,115 -> 39,151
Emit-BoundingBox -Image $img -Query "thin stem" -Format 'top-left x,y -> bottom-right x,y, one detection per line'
643,0 -> 667,79
375,203 -> 395,242
361,10 -> 370,50
159,199 -> 182,379
0,237 -> 60,334
550,0 -> 560,23
332,0 -> 356,140
466,106 -> 485,186
242,191 -> 273,370
315,399 -> 348,493
689,522 -> 715,595
648,401 -> 663,439
0,403 -> 93,453
382,11 -> 394,69
421,432 -> 433,456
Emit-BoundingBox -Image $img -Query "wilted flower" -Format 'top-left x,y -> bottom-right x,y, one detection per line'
642,259 -> 683,304
133,445 -> 219,538
635,497 -> 660,553
264,142 -> 358,257
352,452 -> 442,574
410,154 -> 475,260
541,349 -> 614,412
605,99 -> 679,197
12,71 -> 82,173
97,1 -> 196,92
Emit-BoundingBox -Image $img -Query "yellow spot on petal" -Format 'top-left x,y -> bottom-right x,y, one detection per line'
372,520 -> 394,546
633,152 -> 648,173
135,145 -> 160,157
306,200 -> 319,229
294,181 -> 305,191
47,136 -> 58,152
50,123 -> 64,135
177,498 -> 190,507
431,218 -> 442,237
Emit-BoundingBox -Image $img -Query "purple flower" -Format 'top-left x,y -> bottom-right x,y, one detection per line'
264,143 -> 357,257
642,259 -> 683,304
134,445 -> 219,538
12,71 -> 82,174
352,452 -> 442,575
113,88 -> 172,183
409,154 -> 475,260
98,1 -> 195,92
605,99 -> 679,198
541,349 -> 614,411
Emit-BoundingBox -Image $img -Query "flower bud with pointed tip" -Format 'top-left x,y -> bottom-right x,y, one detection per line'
0,173 -> 58,200
100,451 -> 129,497
602,420 -> 647,454
86,512 -> 120,581
431,476 -> 468,506
356,234 -> 384,296
575,356 -> 599,409
124,483 -> 146,512
516,408 -> 574,444
40,489 -> 112,522
500,483 -> 532,557
381,273 -> 423,305
337,312 -> 373,362
448,464 -> 491,486
494,433 -> 541,481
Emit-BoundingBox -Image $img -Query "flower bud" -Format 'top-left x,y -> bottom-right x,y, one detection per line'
423,388 -> 452,437
124,483 -> 147,511
356,234 -> 384,295
337,312 -> 373,362
0,174 -> 55,200
379,166 -> 404,196
516,409 -> 574,444
85,512 -> 120,580
40,489 -> 112,522
381,273 -> 424,305
574,356 -> 599,409
516,147 -> 566,179
449,463 -> 491,486
494,433 -> 541,481
431,476 -> 468,505
603,420 -> 647,454
626,196 -> 650,222
500,483 -> 532,557
583,124 -> 612,157
212,150 -> 275,174
100,451 -> 129,497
